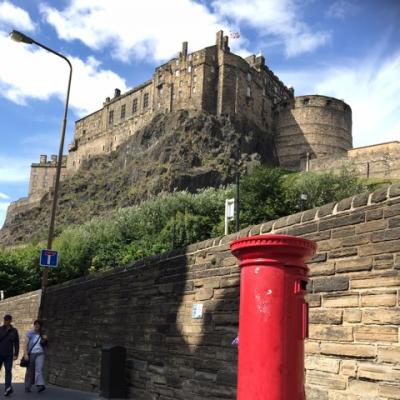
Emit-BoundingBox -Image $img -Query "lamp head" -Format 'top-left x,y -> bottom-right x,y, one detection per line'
9,30 -> 34,44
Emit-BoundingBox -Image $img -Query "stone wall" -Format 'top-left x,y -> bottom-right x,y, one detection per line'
308,141 -> 400,179
2,184 -> 400,399
0,290 -> 41,384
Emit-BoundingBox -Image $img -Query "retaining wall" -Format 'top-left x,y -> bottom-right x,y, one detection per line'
1,184 -> 400,399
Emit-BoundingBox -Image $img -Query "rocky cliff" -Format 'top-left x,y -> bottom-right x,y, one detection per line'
1,110 -> 276,246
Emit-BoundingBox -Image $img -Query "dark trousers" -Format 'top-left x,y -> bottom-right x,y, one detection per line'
0,354 -> 13,389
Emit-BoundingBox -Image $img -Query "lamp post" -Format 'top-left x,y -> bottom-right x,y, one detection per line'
10,30 -> 72,308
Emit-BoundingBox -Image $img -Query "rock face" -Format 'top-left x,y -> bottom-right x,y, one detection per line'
0,110 -> 276,246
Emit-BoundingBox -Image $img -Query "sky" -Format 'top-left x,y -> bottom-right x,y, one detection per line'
0,0 -> 399,227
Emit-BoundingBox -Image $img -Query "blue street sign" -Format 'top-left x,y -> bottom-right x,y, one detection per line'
40,249 -> 59,268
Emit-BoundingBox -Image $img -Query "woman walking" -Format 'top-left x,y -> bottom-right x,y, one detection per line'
23,320 -> 48,393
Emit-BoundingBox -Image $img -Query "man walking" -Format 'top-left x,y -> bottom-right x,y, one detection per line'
0,315 -> 19,397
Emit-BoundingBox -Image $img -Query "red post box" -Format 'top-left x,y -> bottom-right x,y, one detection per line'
230,234 -> 317,400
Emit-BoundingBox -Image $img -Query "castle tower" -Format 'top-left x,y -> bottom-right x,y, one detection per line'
275,95 -> 352,171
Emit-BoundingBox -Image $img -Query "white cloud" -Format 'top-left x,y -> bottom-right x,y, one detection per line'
0,192 -> 10,200
0,30 -> 127,115
0,1 -> 35,32
326,0 -> 358,20
277,52 -> 400,147
40,0 -> 247,62
212,0 -> 330,57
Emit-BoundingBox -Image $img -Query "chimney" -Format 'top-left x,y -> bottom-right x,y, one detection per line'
181,41 -> 188,59
40,155 -> 47,164
114,88 -> 121,98
216,30 -> 224,50
222,35 -> 230,52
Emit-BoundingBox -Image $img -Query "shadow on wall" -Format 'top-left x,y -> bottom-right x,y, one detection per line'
41,239 -> 240,399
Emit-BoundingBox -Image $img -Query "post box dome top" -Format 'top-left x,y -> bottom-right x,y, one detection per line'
230,234 -> 317,269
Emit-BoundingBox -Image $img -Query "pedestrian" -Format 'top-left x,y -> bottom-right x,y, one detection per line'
23,320 -> 48,393
0,314 -> 20,397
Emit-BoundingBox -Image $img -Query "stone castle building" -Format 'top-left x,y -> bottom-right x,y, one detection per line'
20,31 -> 400,206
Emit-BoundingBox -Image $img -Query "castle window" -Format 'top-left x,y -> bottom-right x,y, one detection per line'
211,66 -> 215,73
108,110 -> 114,125
326,99 -> 332,106
175,70 -> 180,77
188,66 -> 192,73
157,102 -> 161,109
193,87 -> 196,94
175,59 -> 179,65
247,72 -> 252,82
158,86 -> 163,96
83,129 -> 86,135
179,81 -> 183,87
132,98 -> 138,113
143,93 -> 149,108
246,86 -> 251,97
303,98 -> 310,105
188,54 -> 192,61
121,104 -> 126,120
178,90 -> 182,98
193,75 -> 197,83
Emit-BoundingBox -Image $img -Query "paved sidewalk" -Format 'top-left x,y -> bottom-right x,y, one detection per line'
2,383 -> 100,399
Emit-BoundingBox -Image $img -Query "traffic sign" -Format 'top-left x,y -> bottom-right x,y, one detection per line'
40,249 -> 59,268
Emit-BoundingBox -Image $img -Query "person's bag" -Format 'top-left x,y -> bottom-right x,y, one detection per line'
20,357 -> 29,368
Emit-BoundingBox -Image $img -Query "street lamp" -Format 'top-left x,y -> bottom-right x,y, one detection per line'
10,30 -> 72,305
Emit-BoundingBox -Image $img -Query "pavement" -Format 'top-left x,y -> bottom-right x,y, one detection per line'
0,383 -> 100,399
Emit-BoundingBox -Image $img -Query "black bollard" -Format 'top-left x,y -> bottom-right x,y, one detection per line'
100,345 -> 127,399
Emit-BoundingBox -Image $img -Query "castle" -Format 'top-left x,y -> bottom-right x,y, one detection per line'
14,31 -> 400,211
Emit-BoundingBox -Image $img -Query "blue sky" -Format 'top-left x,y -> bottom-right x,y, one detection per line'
0,0 -> 399,227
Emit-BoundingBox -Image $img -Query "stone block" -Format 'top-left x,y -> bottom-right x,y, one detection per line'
360,291 -> 397,307
305,340 -> 320,354
302,208 -> 318,222
343,309 -> 362,323
366,208 -> 383,221
306,294 -> 321,307
319,213 -> 365,232
309,325 -> 353,342
306,370 -> 347,390
372,227 -> 400,242
335,257 -> 372,273
340,360 -> 357,377
309,309 -> 342,324
362,308 -> 400,324
318,202 -> 336,218
371,186 -> 389,203
358,362 -> 400,382
348,380 -> 379,396
305,355 -> 340,373
377,346 -> 400,363
219,276 -> 240,288
359,240 -> 400,256
354,326 -> 398,342
321,343 -> 376,358
305,386 -> 329,400
323,293 -> 359,308
329,247 -> 358,259
352,193 -> 369,208
389,216 -> 400,228
355,219 -> 387,234
350,274 -> 400,289
379,383 -> 400,400
383,203 -> 400,218
313,276 -> 349,293
288,222 -> 318,236
195,288 -> 214,301
331,226 -> 355,238
309,262 -> 335,277
336,197 -> 352,212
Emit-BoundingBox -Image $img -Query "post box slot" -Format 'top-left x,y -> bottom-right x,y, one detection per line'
294,279 -> 308,294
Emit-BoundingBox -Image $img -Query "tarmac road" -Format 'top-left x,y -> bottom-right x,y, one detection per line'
1,383 -> 100,399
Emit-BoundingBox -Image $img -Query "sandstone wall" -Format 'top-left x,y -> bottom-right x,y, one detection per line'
2,184 -> 400,399
276,95 -> 353,171
0,291 -> 41,384
308,141 -> 400,179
